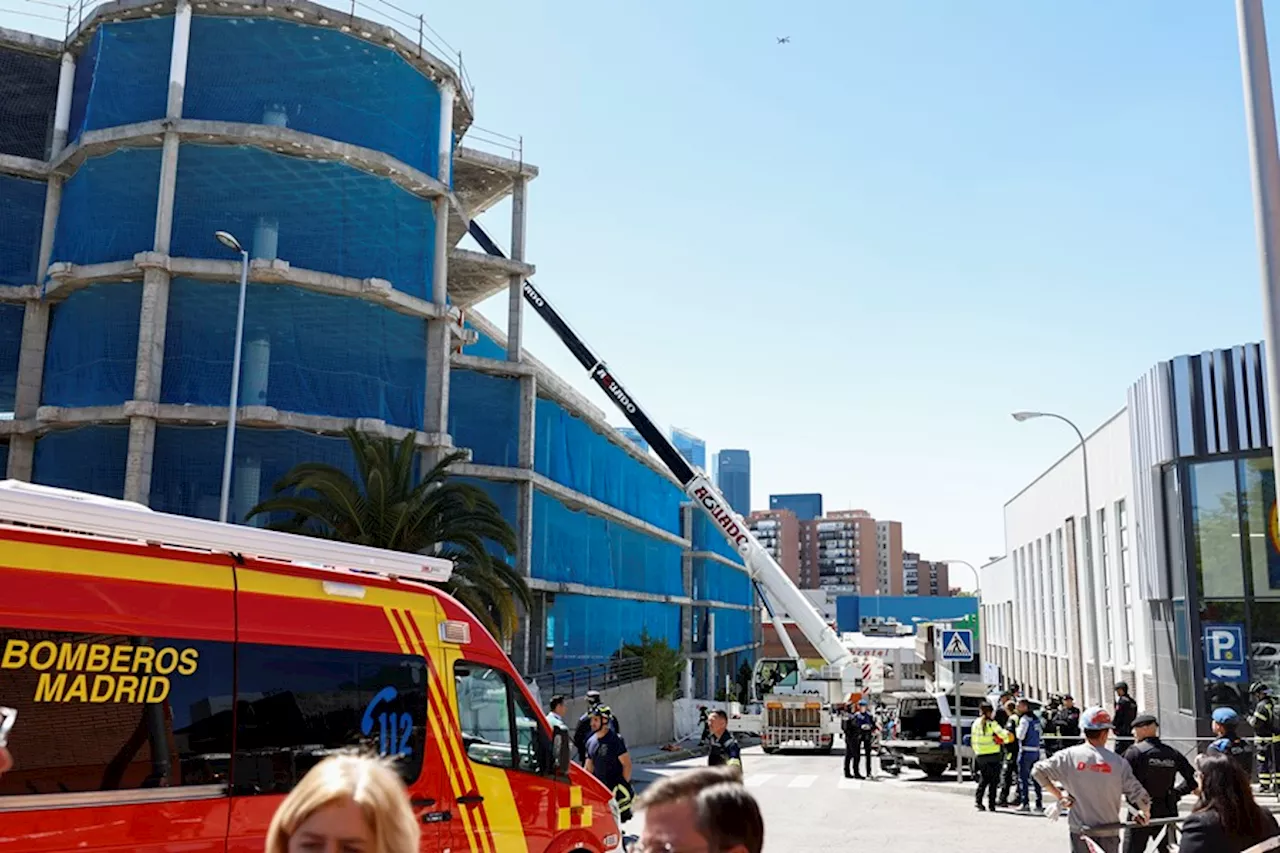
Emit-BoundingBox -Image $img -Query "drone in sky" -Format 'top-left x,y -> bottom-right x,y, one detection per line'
777,36 -> 790,44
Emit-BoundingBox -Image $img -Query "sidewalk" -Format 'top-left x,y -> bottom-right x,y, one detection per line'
632,734 -> 762,765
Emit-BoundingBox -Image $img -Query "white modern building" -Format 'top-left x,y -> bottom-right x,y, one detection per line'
981,408 -> 1154,711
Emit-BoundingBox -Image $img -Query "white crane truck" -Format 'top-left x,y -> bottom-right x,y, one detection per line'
470,222 -> 864,753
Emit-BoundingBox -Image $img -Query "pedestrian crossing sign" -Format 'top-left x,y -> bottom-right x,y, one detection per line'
941,629 -> 974,662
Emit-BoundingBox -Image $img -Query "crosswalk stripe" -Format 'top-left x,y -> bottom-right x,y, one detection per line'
787,775 -> 817,788
837,777 -> 863,790
743,774 -> 774,788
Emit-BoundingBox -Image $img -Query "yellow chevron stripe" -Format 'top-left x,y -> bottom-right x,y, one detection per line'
384,607 -> 411,653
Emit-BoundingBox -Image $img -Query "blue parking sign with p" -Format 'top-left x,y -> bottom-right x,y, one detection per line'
1203,623 -> 1247,683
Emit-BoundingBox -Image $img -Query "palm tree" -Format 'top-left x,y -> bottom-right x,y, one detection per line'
246,427 -> 531,642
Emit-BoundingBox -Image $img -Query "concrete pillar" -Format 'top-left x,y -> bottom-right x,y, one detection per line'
232,455 -> 262,525
123,0 -> 192,502
510,373 -> 537,672
51,52 -> 75,157
422,194 -> 452,468
438,79 -> 456,184
242,337 -> 271,406
506,176 -> 527,362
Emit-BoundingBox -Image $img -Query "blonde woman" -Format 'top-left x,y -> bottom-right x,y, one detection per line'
266,753 -> 421,853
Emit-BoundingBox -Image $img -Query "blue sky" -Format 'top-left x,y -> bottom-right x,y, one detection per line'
4,1 -> 1273,583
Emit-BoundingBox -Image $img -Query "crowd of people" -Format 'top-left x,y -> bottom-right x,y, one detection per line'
969,680 -> 1280,853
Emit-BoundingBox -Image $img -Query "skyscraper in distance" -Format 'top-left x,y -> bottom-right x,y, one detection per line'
769,493 -> 823,522
715,449 -> 751,515
671,427 -> 706,470
616,426 -> 649,453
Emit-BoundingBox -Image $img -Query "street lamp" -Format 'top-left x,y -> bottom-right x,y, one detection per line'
1012,409 -> 1105,706
215,230 -> 250,524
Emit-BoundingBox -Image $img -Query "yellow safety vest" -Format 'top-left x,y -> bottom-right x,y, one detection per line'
971,717 -> 1010,756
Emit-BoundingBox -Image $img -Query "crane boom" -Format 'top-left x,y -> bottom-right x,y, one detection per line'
468,222 -> 854,674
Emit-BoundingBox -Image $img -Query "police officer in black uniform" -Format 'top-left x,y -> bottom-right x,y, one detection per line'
1250,681 -> 1277,792
1122,713 -> 1197,853
1206,707 -> 1254,777
706,709 -> 742,776
1113,682 -> 1138,755
1050,694 -> 1082,752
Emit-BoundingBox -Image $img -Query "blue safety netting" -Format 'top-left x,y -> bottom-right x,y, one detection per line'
0,303 -> 24,412
692,558 -> 752,607
52,147 -> 161,266
42,283 -> 141,407
448,370 -> 518,466
149,425 -> 355,522
691,511 -> 744,564
0,45 -> 57,159
169,145 -> 436,299
531,489 -> 683,596
160,280 -> 426,428
545,593 -> 681,670
68,19 -> 172,145
0,175 -> 44,286
461,322 -> 506,360
710,607 -> 754,651
32,425 -> 129,498
534,397 -> 683,535
185,17 -> 443,178
452,476 -> 518,529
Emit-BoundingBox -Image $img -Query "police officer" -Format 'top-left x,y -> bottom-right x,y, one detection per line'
1250,681 -> 1277,792
846,699 -> 876,779
1051,694 -> 1082,752
1121,713 -> 1196,853
997,701 -> 1019,807
1014,698 -> 1043,813
1205,707 -> 1254,777
706,709 -> 742,777
1113,682 -> 1138,755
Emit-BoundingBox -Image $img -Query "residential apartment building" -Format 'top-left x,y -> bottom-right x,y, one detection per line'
903,551 -> 920,595
747,509 -> 801,586
803,509 -> 879,593
875,520 -> 904,595
715,449 -> 751,516
921,559 -> 950,596
770,492 -> 823,521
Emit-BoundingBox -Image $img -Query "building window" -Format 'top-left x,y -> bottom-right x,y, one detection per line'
1045,533 -> 1057,655
1035,538 -> 1045,653
1117,499 -> 1134,666
1099,507 -> 1113,662
1189,460 -> 1246,599
1056,528 -> 1066,657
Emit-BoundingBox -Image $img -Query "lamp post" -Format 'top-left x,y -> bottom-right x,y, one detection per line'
215,230 -> 249,524
1013,410 -> 1105,706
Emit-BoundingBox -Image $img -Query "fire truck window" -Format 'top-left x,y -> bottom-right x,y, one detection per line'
453,662 -> 515,769
512,686 -> 547,774
0,629 -> 233,797
233,644 -> 426,794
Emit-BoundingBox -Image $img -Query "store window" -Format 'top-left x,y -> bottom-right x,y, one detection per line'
1173,599 -> 1194,712
454,661 -> 547,774
1242,456 -> 1280,691
234,644 -> 427,793
0,630 -> 233,797
1189,460 -> 1245,599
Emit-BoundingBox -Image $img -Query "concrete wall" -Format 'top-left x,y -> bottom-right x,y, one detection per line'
531,676 -> 674,748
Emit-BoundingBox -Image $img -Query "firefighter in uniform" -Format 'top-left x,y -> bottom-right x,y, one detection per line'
1121,713 -> 1197,853
706,709 -> 742,777
1205,707 -> 1254,778
1250,681 -> 1277,792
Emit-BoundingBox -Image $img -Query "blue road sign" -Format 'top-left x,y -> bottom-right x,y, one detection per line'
1203,623 -> 1247,683
942,629 -> 974,662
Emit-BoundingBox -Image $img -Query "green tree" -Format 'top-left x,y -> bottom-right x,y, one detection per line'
617,631 -> 685,699
247,428 -> 531,642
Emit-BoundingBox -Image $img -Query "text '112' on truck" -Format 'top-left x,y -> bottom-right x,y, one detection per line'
0,479 -> 624,853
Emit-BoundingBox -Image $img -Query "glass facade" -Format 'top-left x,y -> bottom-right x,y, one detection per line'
671,428 -> 706,470
715,449 -> 751,516
770,492 -> 823,522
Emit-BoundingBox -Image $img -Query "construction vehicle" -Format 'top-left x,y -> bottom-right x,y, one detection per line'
470,222 -> 860,753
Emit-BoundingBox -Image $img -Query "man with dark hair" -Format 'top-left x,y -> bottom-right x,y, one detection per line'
706,709 -> 742,776
546,695 -> 568,732
634,766 -> 763,853
1113,682 -> 1137,755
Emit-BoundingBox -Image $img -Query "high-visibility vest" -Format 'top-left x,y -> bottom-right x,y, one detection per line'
971,718 -> 1010,756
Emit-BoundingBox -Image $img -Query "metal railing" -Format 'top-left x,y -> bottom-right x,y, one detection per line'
464,125 -> 523,163
3,0 -> 475,104
525,657 -> 646,700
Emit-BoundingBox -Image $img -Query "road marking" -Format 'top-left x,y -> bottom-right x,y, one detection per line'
837,778 -> 863,790
744,774 -> 774,788
787,775 -> 817,788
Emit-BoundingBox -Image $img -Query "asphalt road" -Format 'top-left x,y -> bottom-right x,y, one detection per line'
630,745 -> 1076,852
